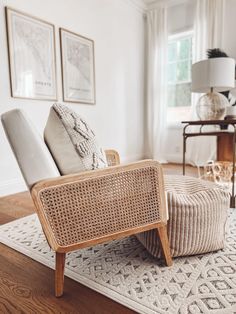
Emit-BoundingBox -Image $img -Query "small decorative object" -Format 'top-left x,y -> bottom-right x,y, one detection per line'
198,160 -> 215,181
60,28 -> 95,104
192,57 -> 235,120
5,7 -> 57,100
199,160 -> 233,190
212,161 -> 233,188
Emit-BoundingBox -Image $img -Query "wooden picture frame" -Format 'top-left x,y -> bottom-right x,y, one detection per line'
5,7 -> 57,101
60,28 -> 95,104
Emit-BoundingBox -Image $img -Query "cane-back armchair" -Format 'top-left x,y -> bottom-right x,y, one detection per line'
1,109 -> 172,297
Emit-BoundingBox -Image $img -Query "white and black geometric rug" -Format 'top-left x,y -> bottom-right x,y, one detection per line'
1,210 -> 236,314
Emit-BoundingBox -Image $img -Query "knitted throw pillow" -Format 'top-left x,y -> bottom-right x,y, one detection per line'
44,104 -> 107,175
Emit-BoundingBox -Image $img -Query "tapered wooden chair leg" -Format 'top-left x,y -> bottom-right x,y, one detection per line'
157,225 -> 173,266
55,252 -> 66,297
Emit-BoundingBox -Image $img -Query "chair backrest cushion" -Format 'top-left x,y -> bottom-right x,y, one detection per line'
1,109 -> 60,189
44,104 -> 107,175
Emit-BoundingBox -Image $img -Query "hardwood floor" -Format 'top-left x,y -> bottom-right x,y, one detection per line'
0,164 -> 197,314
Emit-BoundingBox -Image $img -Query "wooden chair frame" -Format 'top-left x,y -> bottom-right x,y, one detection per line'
30,151 -> 172,297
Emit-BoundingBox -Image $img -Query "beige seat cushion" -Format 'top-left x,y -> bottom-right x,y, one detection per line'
44,104 -> 107,175
136,175 -> 230,257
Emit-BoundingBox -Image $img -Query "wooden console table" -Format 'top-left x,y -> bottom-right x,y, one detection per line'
182,119 -> 236,208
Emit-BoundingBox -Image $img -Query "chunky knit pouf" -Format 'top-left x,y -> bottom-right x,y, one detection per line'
136,175 -> 230,258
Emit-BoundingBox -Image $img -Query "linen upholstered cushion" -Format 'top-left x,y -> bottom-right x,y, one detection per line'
44,104 -> 107,175
136,175 -> 230,257
1,109 -> 60,189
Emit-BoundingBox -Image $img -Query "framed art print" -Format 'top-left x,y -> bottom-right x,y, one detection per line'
5,7 -> 57,100
60,28 -> 95,104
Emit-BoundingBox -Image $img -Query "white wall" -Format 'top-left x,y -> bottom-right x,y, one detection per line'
0,0 -> 146,196
164,0 -> 236,164
167,0 -> 195,35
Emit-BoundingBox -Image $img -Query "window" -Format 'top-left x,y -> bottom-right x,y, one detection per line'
167,31 -> 193,123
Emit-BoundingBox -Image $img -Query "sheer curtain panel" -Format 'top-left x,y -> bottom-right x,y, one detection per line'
146,7 -> 168,162
187,0 -> 225,166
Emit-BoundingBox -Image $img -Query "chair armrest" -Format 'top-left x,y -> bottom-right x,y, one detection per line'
31,160 -> 167,252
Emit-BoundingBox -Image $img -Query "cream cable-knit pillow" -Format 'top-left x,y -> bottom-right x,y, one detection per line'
44,104 -> 107,175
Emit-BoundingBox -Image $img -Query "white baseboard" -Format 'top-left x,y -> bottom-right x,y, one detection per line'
165,153 -> 183,164
0,178 -> 27,197
122,153 -> 185,164
121,154 -> 145,163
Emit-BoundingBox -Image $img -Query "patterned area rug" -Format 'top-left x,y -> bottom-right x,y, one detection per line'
1,211 -> 236,314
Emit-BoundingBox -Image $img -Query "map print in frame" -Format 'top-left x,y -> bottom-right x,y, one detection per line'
6,7 -> 57,100
60,28 -> 95,104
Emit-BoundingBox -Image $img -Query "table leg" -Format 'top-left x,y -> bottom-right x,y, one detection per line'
230,127 -> 236,208
183,136 -> 186,175
183,125 -> 189,176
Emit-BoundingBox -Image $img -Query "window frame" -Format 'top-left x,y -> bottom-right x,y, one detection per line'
167,30 -> 193,126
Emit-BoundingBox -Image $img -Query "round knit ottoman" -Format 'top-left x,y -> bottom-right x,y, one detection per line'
136,175 -> 230,257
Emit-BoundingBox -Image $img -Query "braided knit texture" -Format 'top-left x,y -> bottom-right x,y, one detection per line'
53,103 -> 107,171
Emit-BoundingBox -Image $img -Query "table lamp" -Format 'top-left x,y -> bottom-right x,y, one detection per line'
192,57 -> 235,120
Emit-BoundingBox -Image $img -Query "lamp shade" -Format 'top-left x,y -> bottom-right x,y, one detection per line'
192,57 -> 235,93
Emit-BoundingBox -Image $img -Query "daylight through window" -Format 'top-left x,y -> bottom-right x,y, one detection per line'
167,31 -> 193,123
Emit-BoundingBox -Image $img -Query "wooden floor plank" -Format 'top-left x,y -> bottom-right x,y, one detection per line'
0,164 -> 197,313
0,244 -> 135,314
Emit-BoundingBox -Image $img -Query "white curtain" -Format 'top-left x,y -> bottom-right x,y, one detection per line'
146,7 -> 168,162
187,0 -> 225,166
194,0 -> 225,61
